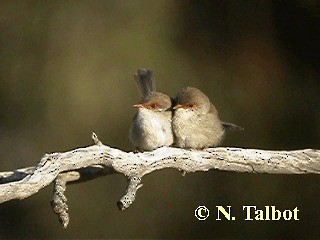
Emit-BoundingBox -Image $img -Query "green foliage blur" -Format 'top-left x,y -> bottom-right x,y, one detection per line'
0,0 -> 319,239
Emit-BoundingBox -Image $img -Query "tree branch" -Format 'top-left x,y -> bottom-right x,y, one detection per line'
0,133 -> 319,228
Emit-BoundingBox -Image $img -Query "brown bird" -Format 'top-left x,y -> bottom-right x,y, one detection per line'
172,87 -> 243,149
129,69 -> 174,151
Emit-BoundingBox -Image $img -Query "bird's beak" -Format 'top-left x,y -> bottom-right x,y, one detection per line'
173,104 -> 185,109
133,104 -> 144,108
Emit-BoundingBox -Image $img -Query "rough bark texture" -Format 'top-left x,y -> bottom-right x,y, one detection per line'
0,133 -> 319,228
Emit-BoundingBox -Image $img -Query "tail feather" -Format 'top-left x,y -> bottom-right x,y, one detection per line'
134,68 -> 156,98
222,122 -> 244,131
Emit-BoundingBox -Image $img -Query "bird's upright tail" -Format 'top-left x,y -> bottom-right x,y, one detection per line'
134,68 -> 156,98
221,122 -> 244,131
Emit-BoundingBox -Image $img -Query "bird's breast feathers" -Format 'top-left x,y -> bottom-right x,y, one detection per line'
135,109 -> 171,143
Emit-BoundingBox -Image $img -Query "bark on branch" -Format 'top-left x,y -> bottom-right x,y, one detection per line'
0,133 -> 319,228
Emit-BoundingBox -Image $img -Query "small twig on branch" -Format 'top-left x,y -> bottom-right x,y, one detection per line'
117,176 -> 143,211
51,171 -> 80,228
0,132 -> 319,228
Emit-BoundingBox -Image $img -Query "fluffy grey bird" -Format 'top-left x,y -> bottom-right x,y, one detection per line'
129,69 -> 174,151
172,87 -> 243,149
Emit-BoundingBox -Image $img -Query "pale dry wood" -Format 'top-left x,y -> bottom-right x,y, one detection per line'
0,133 -> 319,228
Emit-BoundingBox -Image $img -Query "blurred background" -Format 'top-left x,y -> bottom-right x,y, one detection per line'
0,0 -> 319,238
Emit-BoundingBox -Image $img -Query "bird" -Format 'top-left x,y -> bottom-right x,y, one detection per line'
172,86 -> 243,149
129,68 -> 174,151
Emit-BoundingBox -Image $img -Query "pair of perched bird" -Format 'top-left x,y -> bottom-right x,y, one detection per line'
129,69 -> 243,151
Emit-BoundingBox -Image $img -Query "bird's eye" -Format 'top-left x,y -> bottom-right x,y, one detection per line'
150,103 -> 157,109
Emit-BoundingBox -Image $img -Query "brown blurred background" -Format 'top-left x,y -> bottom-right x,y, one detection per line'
0,0 -> 319,239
